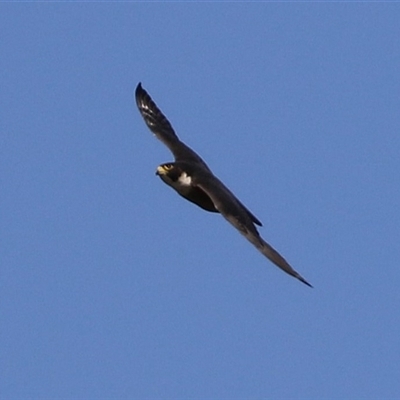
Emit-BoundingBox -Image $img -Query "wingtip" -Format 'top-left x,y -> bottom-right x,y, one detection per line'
298,276 -> 313,288
135,82 -> 143,97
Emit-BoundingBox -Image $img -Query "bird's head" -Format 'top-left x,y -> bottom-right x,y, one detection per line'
156,162 -> 177,177
156,162 -> 192,186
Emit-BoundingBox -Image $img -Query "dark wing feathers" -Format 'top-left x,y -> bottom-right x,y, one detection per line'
238,200 -> 262,227
135,83 -> 209,169
136,82 -> 312,287
195,176 -> 313,287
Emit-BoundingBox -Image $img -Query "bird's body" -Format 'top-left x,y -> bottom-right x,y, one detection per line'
157,163 -> 218,213
135,83 -> 312,287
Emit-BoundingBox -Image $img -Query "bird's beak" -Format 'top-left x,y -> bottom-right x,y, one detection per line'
156,165 -> 166,176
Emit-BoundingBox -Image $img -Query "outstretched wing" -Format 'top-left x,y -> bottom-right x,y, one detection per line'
194,175 -> 313,287
135,83 -> 209,170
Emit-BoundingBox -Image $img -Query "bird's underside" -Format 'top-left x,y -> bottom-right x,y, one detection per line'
135,82 -> 312,288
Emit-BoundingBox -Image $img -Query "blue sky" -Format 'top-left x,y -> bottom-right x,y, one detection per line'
1,4 -> 400,399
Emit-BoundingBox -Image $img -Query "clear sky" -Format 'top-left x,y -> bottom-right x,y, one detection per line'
2,4 -> 400,399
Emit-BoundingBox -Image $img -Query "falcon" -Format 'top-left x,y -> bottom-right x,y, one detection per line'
135,83 -> 312,287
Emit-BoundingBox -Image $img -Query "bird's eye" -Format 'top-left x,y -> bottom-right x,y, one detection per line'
164,164 -> 173,170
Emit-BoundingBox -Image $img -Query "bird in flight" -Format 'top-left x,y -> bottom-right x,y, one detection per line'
135,83 -> 312,287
